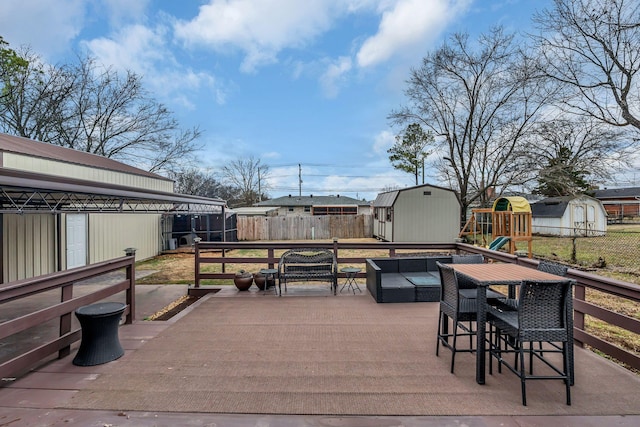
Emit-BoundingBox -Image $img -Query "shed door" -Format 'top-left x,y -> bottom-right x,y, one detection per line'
66,214 -> 87,269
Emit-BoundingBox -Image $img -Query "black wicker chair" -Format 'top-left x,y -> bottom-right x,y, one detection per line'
451,254 -> 506,302
435,262 -> 477,374
537,260 -> 569,277
488,279 -> 573,406
497,260 -> 569,311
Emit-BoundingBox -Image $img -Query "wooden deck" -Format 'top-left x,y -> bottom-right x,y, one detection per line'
1,285 -> 639,426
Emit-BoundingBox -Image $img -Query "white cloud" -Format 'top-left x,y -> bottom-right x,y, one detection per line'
0,0 -> 85,58
83,24 -> 227,107
357,0 -> 471,68
102,0 -> 150,26
320,56 -> 353,98
174,0 -> 339,73
373,130 -> 396,155
83,25 -> 166,74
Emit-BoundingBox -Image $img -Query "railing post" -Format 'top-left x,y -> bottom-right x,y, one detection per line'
574,283 -> 585,348
195,241 -> 201,288
124,248 -> 136,324
58,283 -> 73,358
333,238 -> 339,263
268,248 -> 274,269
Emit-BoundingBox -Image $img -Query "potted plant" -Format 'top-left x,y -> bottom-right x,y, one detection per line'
233,269 -> 253,291
253,271 -> 266,290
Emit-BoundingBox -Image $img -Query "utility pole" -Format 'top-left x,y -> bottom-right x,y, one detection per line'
298,163 -> 302,196
257,167 -> 262,202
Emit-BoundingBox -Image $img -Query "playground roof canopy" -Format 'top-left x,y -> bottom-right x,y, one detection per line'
492,196 -> 531,213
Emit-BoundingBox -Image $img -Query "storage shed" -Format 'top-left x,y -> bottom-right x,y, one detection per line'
372,184 -> 459,242
531,195 -> 607,237
0,133 -> 226,283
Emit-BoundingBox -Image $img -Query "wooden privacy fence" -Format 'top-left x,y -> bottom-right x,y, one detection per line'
237,214 -> 373,240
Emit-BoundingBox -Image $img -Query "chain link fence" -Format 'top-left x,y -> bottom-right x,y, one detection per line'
521,225 -> 640,275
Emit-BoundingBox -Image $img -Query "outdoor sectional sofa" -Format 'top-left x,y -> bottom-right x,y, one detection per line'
366,256 -> 453,303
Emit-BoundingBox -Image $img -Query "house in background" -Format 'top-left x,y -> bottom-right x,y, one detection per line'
254,194 -> 371,216
592,187 -> 640,222
232,206 -> 279,217
372,184 -> 460,243
0,133 -> 226,283
531,195 -> 607,237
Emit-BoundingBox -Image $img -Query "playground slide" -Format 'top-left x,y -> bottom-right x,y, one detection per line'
488,236 -> 510,251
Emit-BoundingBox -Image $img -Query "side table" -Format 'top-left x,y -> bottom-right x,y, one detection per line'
340,267 -> 362,294
259,268 -> 278,296
73,302 -> 126,366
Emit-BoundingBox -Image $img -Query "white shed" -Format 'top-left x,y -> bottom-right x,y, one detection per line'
372,184 -> 460,242
531,195 -> 607,237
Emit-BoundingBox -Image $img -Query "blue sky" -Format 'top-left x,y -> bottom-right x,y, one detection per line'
0,0 -> 554,201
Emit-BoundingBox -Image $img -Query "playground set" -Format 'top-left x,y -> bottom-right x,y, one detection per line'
459,196 -> 532,258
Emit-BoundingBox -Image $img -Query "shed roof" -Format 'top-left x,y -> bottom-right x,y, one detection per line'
373,190 -> 398,208
373,184 -> 456,208
531,196 -> 572,218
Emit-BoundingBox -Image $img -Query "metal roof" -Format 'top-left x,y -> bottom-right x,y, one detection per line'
0,168 -> 225,214
0,133 -> 171,181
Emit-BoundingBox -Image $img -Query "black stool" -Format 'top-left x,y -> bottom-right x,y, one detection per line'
73,302 -> 126,366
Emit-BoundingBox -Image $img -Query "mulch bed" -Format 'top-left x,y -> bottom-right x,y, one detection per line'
147,295 -> 201,321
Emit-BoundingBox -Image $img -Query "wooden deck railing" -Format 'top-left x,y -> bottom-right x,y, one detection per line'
0,255 -> 136,379
195,240 -> 640,373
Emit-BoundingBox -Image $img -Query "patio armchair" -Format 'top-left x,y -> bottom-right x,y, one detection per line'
488,279 -> 574,406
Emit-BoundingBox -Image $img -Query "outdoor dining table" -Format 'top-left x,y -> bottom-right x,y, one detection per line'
449,262 -> 575,385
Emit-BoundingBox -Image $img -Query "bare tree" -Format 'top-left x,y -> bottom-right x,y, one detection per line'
0,48 -> 76,142
389,27 -> 553,222
533,0 -> 640,132
0,50 -> 201,174
523,117 -> 631,196
221,156 -> 270,207
171,168 -> 237,201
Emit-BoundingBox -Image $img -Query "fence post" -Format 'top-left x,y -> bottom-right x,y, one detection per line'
124,248 -> 136,324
